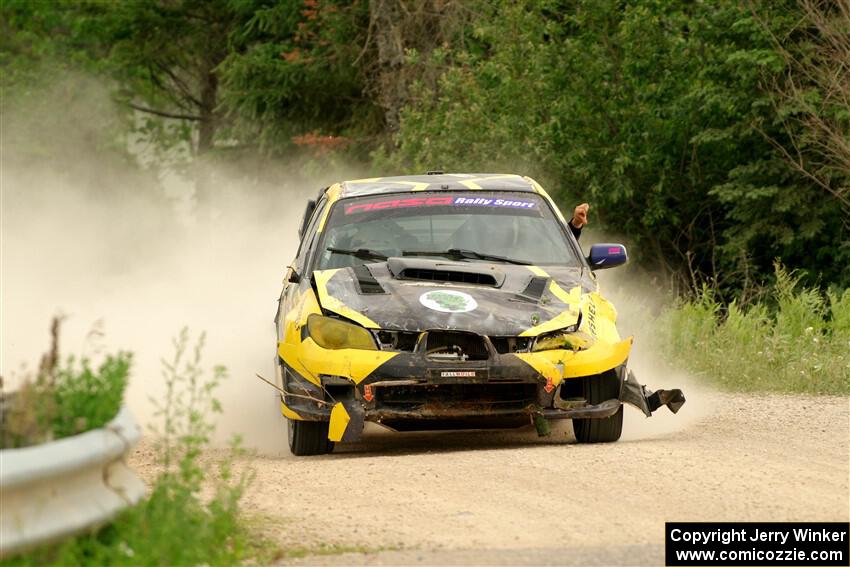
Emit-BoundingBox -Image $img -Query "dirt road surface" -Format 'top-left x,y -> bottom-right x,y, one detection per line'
130,391 -> 849,566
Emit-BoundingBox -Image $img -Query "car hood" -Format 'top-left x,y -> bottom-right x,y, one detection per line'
312,258 -> 594,336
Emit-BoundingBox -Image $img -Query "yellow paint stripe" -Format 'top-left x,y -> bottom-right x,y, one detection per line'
549,281 -> 581,306
477,174 -> 521,181
281,401 -> 304,420
514,337 -> 632,382
328,402 -> 350,441
283,336 -> 397,385
527,266 -> 582,307
382,180 -> 430,191
313,268 -> 380,328
299,337 -> 397,384
515,349 -> 571,384
526,176 -> 568,223
521,266 -> 582,336
519,308 -> 580,337
317,183 -> 341,232
348,179 -> 431,191
278,341 -> 321,385
562,337 -> 632,378
458,174 -> 521,191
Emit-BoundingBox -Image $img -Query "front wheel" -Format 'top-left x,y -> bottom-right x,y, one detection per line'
572,370 -> 623,443
287,419 -> 334,455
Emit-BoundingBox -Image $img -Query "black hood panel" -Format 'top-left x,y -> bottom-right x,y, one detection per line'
314,259 -> 593,336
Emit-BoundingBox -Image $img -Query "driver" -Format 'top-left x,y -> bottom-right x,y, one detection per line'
569,203 -> 590,241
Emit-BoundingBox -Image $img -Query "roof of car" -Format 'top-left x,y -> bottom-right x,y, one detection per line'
336,173 -> 537,198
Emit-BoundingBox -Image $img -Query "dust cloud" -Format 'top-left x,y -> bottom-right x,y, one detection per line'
1,160 -> 331,453
589,229 -> 713,441
2,78 -> 706,455
2,187 -> 708,452
0,75 -> 360,453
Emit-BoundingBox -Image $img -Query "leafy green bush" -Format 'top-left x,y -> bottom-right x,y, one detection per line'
657,264 -> 850,394
383,0 -> 850,293
1,319 -> 131,449
50,354 -> 132,440
6,329 -> 269,566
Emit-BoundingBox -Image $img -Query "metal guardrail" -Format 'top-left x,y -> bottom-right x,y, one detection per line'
0,406 -> 145,558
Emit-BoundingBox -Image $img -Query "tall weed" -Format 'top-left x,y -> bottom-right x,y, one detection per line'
657,264 -> 849,395
1,318 -> 131,448
7,329 -> 267,566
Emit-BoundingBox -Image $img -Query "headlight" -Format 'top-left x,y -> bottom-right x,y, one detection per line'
532,325 -> 593,352
307,314 -> 377,350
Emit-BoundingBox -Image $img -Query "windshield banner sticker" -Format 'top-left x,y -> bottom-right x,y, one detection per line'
419,290 -> 478,313
345,196 -> 537,214
453,197 -> 536,209
345,196 -> 453,214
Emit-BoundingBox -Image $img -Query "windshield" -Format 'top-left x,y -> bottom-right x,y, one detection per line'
314,191 -> 580,271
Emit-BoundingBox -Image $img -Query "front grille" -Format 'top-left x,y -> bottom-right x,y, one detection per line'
488,336 -> 532,354
375,330 -> 419,352
376,383 -> 536,410
425,331 -> 489,360
399,268 -> 497,286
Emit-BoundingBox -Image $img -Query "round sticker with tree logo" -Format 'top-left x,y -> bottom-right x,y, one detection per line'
419,290 -> 478,313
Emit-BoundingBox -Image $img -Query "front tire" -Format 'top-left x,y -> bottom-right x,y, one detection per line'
287,419 -> 334,455
572,370 -> 623,443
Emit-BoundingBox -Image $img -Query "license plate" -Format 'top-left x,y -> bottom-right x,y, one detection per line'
440,370 -> 477,378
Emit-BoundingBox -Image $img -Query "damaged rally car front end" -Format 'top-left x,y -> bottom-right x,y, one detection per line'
275,173 -> 685,455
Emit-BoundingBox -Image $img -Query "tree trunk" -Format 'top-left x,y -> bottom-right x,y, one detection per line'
369,0 -> 406,133
197,70 -> 218,154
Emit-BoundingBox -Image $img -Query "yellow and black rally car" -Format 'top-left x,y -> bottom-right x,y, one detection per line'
275,173 -> 685,455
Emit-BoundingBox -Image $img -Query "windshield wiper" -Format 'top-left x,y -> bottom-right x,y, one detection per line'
326,247 -> 389,262
402,248 -> 531,265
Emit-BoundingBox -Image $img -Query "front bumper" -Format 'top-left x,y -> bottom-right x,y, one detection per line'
279,354 -> 685,443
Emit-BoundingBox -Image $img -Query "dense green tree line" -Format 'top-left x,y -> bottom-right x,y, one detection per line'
2,0 -> 848,293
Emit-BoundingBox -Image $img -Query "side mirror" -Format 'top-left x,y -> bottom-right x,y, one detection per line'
587,243 -> 628,270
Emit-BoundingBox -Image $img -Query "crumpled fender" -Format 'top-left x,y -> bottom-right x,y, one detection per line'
513,337 -> 633,386
277,286 -> 398,386
281,337 -> 397,385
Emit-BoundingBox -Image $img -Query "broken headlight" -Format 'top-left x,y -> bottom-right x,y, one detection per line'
531,324 -> 593,352
307,314 -> 377,350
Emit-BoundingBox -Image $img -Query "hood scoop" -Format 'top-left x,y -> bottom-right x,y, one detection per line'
352,264 -> 386,294
386,257 -> 505,287
515,276 -> 549,303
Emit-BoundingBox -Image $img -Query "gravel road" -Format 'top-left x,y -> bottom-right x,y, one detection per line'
129,391 -> 849,566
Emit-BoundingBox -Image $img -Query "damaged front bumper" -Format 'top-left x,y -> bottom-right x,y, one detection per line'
279,358 -> 686,443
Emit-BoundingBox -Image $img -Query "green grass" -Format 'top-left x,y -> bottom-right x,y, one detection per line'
1,318 -> 131,449
657,264 -> 850,395
5,329 -> 272,566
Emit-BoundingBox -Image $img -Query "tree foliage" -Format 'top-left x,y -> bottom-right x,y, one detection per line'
386,0 -> 850,292
2,0 -> 848,292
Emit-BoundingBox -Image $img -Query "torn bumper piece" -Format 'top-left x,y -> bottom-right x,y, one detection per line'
540,367 -> 686,423
618,369 -> 686,417
524,367 -> 686,425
